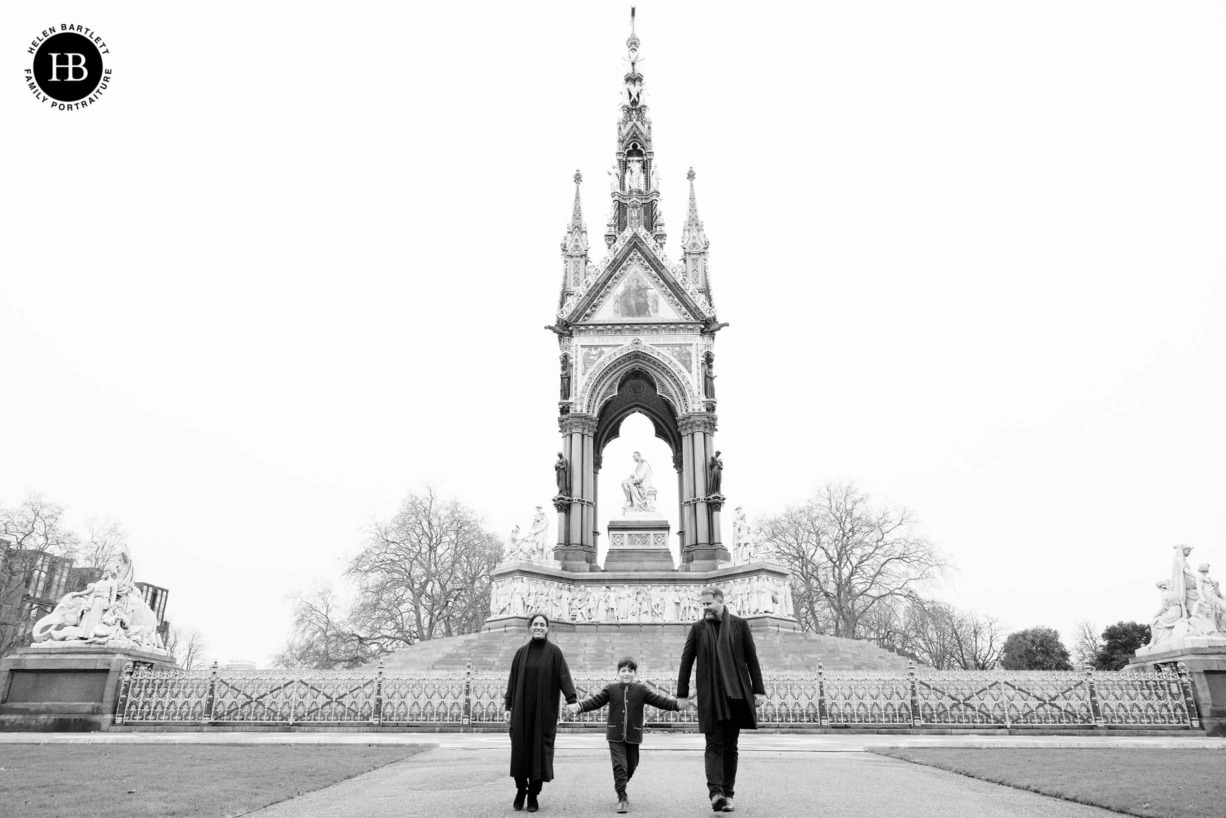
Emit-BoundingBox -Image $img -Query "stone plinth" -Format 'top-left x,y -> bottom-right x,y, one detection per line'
0,645 -> 177,732
603,519 -> 674,572
1127,637 -> 1226,736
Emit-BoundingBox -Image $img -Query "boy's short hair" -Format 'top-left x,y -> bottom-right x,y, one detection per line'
617,656 -> 638,672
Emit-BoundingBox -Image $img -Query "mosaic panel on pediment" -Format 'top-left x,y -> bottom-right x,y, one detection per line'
656,344 -> 694,373
591,271 -> 681,321
581,251 -> 696,323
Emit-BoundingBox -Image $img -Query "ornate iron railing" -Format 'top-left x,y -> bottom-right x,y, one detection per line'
115,660 -> 1199,730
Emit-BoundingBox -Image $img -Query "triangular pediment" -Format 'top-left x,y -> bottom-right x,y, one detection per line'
562,233 -> 707,325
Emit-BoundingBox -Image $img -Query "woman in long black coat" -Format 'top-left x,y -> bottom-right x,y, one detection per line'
503,613 -> 578,812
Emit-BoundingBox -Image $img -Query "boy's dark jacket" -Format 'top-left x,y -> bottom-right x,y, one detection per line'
578,681 -> 679,744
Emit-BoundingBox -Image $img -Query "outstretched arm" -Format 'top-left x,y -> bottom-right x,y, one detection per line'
558,652 -> 578,705
504,649 -> 521,723
676,624 -> 697,699
504,650 -> 520,711
577,686 -> 611,714
742,622 -> 765,703
644,687 -> 680,712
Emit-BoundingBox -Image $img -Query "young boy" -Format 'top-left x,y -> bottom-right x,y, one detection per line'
566,657 -> 680,813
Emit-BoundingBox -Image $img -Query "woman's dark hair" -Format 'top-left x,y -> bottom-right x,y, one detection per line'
529,613 -> 550,628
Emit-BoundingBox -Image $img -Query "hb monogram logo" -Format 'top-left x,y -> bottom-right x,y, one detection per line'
49,53 -> 91,82
25,25 -> 112,110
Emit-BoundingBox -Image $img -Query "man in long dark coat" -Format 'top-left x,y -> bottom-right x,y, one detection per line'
504,614 -> 578,812
676,587 -> 765,813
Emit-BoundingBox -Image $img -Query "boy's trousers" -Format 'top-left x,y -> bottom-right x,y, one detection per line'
608,740 -> 640,796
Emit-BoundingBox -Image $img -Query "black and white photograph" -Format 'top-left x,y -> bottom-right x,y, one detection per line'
2,2 -> 1225,816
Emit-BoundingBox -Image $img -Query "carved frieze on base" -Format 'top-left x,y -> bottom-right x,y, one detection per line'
487,568 -> 794,625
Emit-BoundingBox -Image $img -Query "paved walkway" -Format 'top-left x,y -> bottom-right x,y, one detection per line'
242,746 -> 1126,818
2,732 -> 1222,816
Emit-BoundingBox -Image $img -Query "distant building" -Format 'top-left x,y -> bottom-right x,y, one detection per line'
135,581 -> 171,644
1,545 -> 73,628
1,539 -> 72,652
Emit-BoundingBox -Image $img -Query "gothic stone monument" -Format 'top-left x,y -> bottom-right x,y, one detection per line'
486,14 -> 797,636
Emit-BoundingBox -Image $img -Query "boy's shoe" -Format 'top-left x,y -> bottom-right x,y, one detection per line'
722,796 -> 735,812
617,798 -> 630,813
711,794 -> 728,811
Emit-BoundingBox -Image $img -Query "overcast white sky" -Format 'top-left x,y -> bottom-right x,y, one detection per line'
3,1 -> 1224,666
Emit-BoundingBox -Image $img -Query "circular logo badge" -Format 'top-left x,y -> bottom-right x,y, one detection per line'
24,25 -> 112,110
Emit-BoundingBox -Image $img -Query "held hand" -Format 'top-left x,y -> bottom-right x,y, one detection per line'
754,693 -> 766,708
503,711 -> 511,724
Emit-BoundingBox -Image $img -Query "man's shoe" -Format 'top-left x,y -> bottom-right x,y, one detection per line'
722,796 -> 736,812
617,798 -> 629,813
513,790 -> 527,811
711,794 -> 728,812
527,793 -> 540,813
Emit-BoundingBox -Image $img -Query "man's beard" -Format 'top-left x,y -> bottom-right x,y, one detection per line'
703,609 -> 719,620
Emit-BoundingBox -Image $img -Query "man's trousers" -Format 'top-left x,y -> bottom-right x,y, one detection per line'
703,719 -> 741,799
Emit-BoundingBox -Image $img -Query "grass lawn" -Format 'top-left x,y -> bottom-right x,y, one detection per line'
873,748 -> 1225,818
0,743 -> 433,818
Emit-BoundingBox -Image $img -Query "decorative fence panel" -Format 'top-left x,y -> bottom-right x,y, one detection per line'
916,671 -> 1092,727
115,660 -> 1199,731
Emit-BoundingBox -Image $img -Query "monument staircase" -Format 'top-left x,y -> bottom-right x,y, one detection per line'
378,624 -> 912,676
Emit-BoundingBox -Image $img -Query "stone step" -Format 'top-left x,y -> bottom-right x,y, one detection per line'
378,624 -> 911,675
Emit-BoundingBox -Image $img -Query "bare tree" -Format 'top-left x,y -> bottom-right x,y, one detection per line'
1,495 -> 81,558
346,487 -> 502,650
861,598 -> 1002,669
905,600 -> 963,669
1071,619 -> 1101,668
81,518 -> 128,574
1,495 -> 82,658
759,483 -> 947,639
946,607 -> 1005,670
165,625 -> 209,671
858,598 -> 919,661
273,584 -> 373,670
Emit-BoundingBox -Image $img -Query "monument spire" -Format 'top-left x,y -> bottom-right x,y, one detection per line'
605,7 -> 666,248
681,167 -> 711,296
569,170 -> 585,230
560,170 -> 589,301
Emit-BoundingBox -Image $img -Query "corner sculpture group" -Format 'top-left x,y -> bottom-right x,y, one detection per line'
1151,544 -> 1226,644
29,545 -> 167,654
